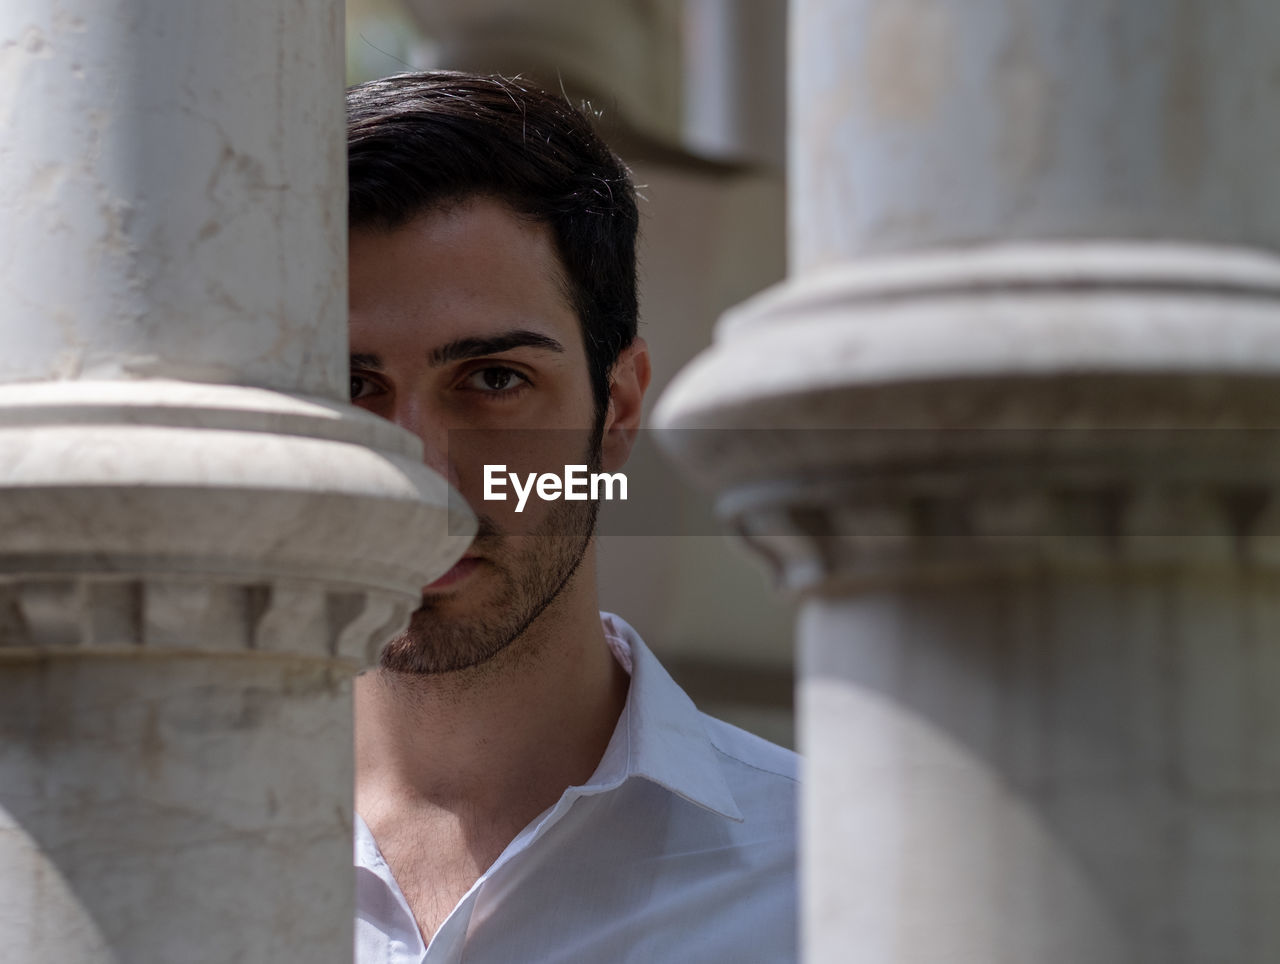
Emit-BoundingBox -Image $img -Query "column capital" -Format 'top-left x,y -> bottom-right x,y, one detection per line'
0,379 -> 472,662
656,242 -> 1280,591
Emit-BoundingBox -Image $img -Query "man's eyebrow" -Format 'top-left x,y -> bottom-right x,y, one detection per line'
349,352 -> 383,371
429,330 -> 566,366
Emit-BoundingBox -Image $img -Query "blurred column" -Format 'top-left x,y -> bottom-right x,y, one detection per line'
402,0 -> 684,150
681,0 -> 786,169
0,2 -> 471,962
656,0 -> 1280,962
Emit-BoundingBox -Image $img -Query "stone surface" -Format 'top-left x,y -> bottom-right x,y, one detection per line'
0,656 -> 358,963
0,380 -> 471,622
790,0 -> 1280,271
800,572 -> 1280,964
0,3 -> 474,961
0,0 -> 347,393
656,243 -> 1280,437
654,0 -> 1280,960
656,251 -> 1280,963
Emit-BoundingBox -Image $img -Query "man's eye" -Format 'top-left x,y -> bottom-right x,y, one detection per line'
350,374 -> 379,401
463,367 -> 527,393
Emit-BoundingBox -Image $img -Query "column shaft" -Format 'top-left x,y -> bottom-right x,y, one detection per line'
0,3 -> 472,961
0,0 -> 344,391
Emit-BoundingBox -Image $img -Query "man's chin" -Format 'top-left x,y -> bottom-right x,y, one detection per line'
383,504 -> 595,675
378,613 -> 512,676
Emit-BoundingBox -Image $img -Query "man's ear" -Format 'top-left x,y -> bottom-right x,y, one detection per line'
600,337 -> 651,472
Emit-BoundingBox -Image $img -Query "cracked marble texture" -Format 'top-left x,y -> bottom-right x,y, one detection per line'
0,0 -> 346,396
0,656 -> 356,963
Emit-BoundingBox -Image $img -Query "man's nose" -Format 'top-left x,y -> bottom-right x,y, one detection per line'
388,399 -> 455,484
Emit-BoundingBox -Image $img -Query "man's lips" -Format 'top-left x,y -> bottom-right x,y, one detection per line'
424,556 -> 481,590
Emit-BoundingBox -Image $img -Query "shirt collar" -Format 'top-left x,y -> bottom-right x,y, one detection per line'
590,612 -> 744,822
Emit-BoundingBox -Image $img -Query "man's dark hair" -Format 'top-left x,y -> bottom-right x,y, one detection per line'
347,71 -> 639,426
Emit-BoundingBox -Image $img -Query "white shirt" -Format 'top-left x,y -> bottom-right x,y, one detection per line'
355,612 -> 798,963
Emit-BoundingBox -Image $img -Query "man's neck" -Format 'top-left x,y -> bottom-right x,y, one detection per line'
353,561 -> 629,836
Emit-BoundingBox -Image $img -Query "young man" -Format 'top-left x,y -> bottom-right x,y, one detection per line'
347,71 -> 797,963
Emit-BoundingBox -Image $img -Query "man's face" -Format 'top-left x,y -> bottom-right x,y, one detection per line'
348,196 -> 601,674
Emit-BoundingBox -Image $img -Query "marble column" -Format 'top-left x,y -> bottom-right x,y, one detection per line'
655,0 -> 1280,962
0,3 -> 471,961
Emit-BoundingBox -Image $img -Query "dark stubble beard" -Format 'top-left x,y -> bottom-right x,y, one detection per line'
377,437 -> 602,676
